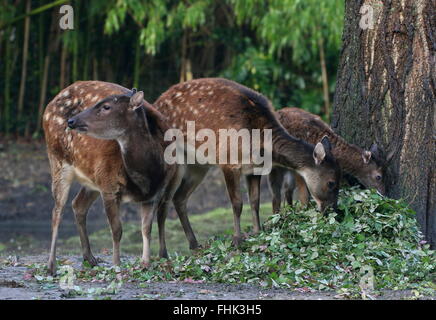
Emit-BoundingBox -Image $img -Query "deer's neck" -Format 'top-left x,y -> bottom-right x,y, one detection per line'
271,125 -> 316,171
117,122 -> 166,198
328,135 -> 364,177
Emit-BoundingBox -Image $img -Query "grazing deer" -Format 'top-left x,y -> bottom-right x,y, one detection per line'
43,81 -> 182,275
154,78 -> 341,246
268,107 -> 390,213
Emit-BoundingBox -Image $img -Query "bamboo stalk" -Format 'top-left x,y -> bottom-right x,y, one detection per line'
17,0 -> 31,133
318,35 -> 330,122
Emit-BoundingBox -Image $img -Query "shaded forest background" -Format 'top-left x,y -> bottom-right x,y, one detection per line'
0,0 -> 344,137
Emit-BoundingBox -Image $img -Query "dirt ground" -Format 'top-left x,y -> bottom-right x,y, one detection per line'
1,254 -> 431,300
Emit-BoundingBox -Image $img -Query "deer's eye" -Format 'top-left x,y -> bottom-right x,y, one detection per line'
327,181 -> 335,190
103,105 -> 111,110
375,175 -> 382,181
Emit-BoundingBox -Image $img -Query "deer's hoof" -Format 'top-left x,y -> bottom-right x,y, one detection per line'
189,242 -> 201,250
159,250 -> 169,259
232,236 -> 243,247
47,261 -> 56,276
84,254 -> 99,267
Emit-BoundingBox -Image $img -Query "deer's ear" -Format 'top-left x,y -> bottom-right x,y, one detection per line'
320,135 -> 332,153
130,91 -> 144,110
386,149 -> 395,164
313,142 -> 327,165
362,150 -> 372,164
369,142 -> 381,158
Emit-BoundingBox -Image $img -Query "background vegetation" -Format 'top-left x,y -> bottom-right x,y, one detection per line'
0,0 -> 344,137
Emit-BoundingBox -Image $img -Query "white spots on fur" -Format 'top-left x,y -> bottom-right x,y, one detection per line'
44,112 -> 51,122
92,96 -> 100,102
175,92 -> 182,98
73,98 -> 79,106
79,89 -> 85,95
65,100 -> 72,107
55,116 -> 64,126
193,109 -> 199,115
62,90 -> 70,98
85,93 -> 92,101
208,91 -> 214,95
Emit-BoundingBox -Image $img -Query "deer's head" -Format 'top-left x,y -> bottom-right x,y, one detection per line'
356,143 -> 392,195
67,90 -> 162,140
299,136 -> 341,213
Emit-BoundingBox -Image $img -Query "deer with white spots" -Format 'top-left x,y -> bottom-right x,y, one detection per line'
154,78 -> 341,246
43,81 -> 182,275
268,107 -> 391,213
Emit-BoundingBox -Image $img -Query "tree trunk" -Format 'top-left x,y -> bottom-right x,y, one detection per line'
332,0 -> 435,247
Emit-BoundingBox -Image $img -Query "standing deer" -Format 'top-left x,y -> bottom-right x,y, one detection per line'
43,81 -> 183,275
154,78 -> 341,246
268,107 -> 390,213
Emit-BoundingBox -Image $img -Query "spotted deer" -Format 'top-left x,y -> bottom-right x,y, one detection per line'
268,107 -> 390,213
154,78 -> 341,246
43,81 -> 183,275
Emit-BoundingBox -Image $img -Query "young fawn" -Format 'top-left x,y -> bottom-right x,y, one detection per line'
268,107 -> 391,213
43,81 -> 181,275
154,78 -> 341,246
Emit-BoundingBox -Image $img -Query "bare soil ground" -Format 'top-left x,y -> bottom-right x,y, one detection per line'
1,254 -> 430,300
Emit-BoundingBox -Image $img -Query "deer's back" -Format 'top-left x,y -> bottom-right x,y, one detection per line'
43,81 -> 130,192
154,78 -> 280,134
276,107 -> 334,143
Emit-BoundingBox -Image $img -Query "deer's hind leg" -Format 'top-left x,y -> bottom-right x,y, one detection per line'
222,167 -> 243,247
47,157 -> 74,275
246,174 -> 262,234
172,165 -> 209,250
72,187 -> 99,266
156,167 -> 185,259
268,167 -> 286,213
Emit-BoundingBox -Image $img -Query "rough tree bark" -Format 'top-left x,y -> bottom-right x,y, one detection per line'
332,0 -> 435,247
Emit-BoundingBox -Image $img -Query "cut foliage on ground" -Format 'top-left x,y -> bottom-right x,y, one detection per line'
19,188 -> 435,299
